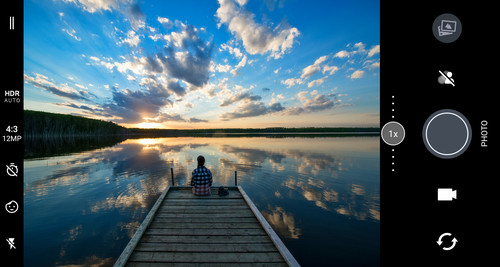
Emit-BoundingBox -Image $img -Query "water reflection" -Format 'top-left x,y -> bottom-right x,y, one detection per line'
24,136 -> 379,266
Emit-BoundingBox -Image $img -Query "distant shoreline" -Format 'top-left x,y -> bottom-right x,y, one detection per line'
24,110 -> 380,138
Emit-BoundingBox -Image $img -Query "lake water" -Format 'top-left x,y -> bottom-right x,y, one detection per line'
24,136 -> 380,266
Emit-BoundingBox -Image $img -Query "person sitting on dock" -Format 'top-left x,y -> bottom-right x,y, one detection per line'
190,155 -> 213,196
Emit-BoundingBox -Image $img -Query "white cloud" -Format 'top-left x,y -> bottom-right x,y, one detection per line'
230,55 -> 247,76
63,0 -> 129,13
216,0 -> 300,59
24,73 -> 92,101
220,43 -> 243,59
307,76 -> 328,88
353,42 -> 366,53
62,28 -> 82,41
334,50 -> 350,58
350,70 -> 365,79
157,16 -> 173,28
214,64 -> 232,73
322,65 -> 339,75
301,55 -> 328,79
281,78 -> 304,88
118,30 -> 141,47
369,61 -> 380,70
367,45 -> 380,57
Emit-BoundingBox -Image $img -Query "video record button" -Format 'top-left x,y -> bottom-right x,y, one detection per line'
423,109 -> 471,159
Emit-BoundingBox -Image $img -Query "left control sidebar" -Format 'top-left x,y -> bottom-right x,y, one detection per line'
1,1 -> 23,266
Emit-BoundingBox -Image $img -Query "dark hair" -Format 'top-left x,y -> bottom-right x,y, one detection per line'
197,155 -> 205,167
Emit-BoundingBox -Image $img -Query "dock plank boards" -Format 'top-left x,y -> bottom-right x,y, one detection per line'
114,186 -> 299,267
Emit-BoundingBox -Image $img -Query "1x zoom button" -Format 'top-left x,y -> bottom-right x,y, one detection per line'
422,109 -> 471,159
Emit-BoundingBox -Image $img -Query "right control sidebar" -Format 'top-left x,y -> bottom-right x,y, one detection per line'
381,1 -> 494,265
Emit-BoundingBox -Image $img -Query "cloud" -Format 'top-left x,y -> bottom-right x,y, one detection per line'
24,73 -> 92,101
301,55 -> 328,79
62,27 -> 82,41
220,43 -> 243,59
139,75 -> 187,97
88,22 -> 213,93
102,87 -> 173,123
188,117 -> 208,123
281,78 -> 304,88
322,65 -> 339,75
219,91 -> 262,107
220,101 -> 284,120
117,30 -> 141,47
141,113 -> 209,124
54,102 -> 104,113
64,0 -> 131,13
159,23 -> 213,87
216,0 -> 300,59
350,70 -> 365,79
300,93 -> 334,112
128,4 -> 146,30
307,76 -> 328,88
158,16 -> 173,29
282,55 -> 337,88
367,45 -> 380,57
59,11 -> 82,41
334,50 -> 350,58
283,91 -> 339,115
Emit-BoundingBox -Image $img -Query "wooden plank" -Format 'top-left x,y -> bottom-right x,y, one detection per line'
128,251 -> 285,263
140,234 -> 272,244
151,216 -> 259,224
126,262 -> 288,267
134,242 -> 278,253
149,222 -> 262,229
158,205 -> 252,212
166,194 -> 243,200
145,228 -> 267,236
238,186 -> 300,267
166,190 -> 242,199
114,186 -> 171,267
163,199 -> 246,206
154,212 -> 255,218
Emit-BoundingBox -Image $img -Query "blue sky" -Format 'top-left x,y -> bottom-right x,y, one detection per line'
24,0 -> 380,129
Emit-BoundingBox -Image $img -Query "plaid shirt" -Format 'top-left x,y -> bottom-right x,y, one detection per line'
190,166 -> 213,187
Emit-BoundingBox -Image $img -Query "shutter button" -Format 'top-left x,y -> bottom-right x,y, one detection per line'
422,109 -> 471,159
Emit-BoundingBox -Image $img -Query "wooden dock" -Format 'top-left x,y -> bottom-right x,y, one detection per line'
114,186 -> 300,266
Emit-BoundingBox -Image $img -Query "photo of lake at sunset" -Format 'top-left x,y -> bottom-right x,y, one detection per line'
24,0 -> 379,266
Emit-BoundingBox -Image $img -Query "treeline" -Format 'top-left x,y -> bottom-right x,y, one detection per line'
24,110 -> 127,138
127,126 -> 380,136
24,110 -> 379,138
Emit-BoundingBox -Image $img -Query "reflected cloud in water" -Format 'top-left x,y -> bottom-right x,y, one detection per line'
262,206 -> 302,239
24,136 -> 379,266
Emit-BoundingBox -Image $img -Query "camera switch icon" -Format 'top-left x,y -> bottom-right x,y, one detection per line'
437,188 -> 457,201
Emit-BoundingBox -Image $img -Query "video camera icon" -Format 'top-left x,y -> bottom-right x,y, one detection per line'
437,188 -> 457,201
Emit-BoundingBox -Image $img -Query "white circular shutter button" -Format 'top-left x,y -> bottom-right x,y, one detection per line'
422,109 -> 471,159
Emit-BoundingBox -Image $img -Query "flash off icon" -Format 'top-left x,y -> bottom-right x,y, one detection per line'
437,188 -> 457,201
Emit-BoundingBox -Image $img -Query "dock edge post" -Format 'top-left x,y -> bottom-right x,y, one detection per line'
237,186 -> 300,267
